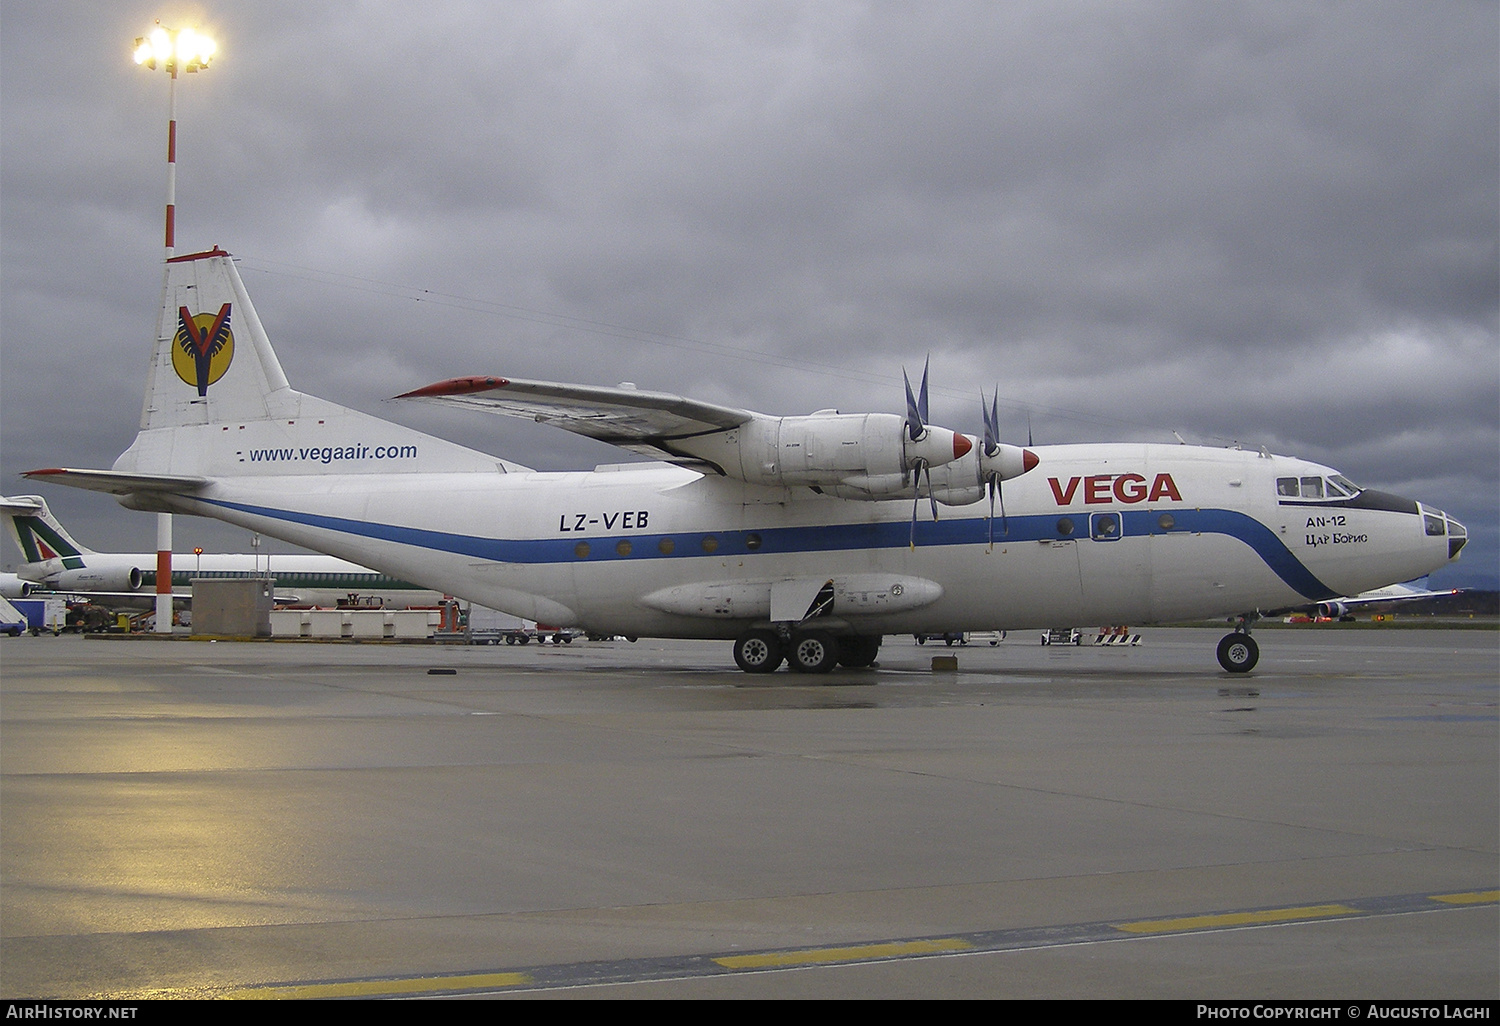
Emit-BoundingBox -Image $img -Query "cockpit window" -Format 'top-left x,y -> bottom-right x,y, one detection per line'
1447,517 -> 1468,559
1278,474 -> 1363,500
1424,514 -> 1446,537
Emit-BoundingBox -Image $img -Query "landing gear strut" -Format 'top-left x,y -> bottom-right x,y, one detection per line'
1217,614 -> 1260,673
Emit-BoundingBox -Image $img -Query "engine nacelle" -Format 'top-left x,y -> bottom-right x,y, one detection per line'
803,434 -> 1039,505
676,412 -> 975,494
1315,601 -> 1349,619
51,566 -> 143,592
0,574 -> 35,599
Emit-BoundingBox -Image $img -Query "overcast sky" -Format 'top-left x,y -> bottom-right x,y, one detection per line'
2,1 -> 1496,589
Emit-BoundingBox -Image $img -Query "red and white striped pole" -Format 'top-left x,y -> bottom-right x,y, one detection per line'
135,25 -> 215,632
157,60 -> 175,632
164,59 -> 176,257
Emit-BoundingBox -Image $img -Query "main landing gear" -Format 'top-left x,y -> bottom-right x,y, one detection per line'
1217,614 -> 1260,673
732,629 -> 882,674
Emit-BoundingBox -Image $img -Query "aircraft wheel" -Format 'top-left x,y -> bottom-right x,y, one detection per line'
734,630 -> 785,674
837,635 -> 881,668
789,631 -> 839,674
1217,633 -> 1259,673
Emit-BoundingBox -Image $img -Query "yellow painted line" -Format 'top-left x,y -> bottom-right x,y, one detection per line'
225,971 -> 532,999
1115,903 -> 1357,935
714,937 -> 972,969
1431,890 -> 1499,905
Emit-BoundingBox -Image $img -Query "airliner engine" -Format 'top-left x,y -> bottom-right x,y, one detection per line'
50,566 -> 143,592
0,574 -> 36,599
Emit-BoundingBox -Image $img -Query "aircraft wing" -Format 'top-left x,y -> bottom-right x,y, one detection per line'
22,469 -> 209,496
1327,578 -> 1462,608
394,376 -> 756,463
1273,577 -> 1463,618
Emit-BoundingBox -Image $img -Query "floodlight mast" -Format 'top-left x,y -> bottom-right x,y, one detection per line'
133,23 -> 215,258
133,22 -> 216,633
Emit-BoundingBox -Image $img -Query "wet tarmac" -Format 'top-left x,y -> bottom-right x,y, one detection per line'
1,627 -> 1495,998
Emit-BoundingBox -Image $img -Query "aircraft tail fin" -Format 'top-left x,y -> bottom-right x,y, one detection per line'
111,247 -> 516,482
1,495 -> 94,566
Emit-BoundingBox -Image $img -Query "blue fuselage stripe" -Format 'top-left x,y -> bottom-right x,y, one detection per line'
197,497 -> 1339,601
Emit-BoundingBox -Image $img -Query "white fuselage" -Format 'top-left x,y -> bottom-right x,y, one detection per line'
14,551 -> 443,609
155,442 -> 1456,636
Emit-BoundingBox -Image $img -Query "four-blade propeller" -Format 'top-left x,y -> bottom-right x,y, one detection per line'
900,363 -> 1039,550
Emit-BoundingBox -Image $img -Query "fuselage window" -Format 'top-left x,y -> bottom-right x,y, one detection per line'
1090,512 -> 1121,540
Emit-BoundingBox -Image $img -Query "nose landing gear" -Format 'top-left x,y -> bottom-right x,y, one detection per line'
1217,613 -> 1260,672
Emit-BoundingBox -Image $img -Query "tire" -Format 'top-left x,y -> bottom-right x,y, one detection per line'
916,635 -> 926,645
837,635 -> 881,668
734,630 -> 784,674
1217,633 -> 1259,673
789,630 -> 839,674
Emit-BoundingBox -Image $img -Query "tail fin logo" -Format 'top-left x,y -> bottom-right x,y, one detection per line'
12,516 -> 84,569
172,303 -> 235,396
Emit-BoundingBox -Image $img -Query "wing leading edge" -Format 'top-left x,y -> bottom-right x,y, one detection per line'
395,376 -> 756,468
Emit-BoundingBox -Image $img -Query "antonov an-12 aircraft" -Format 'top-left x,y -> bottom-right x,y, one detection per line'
1,494 -> 441,609
27,248 -> 1467,672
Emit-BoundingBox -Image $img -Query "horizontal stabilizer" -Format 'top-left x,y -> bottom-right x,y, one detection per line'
23,468 -> 208,496
0,497 -> 44,516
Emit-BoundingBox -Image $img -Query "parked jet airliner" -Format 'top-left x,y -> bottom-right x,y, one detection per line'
1,494 -> 442,610
27,248 -> 1467,672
